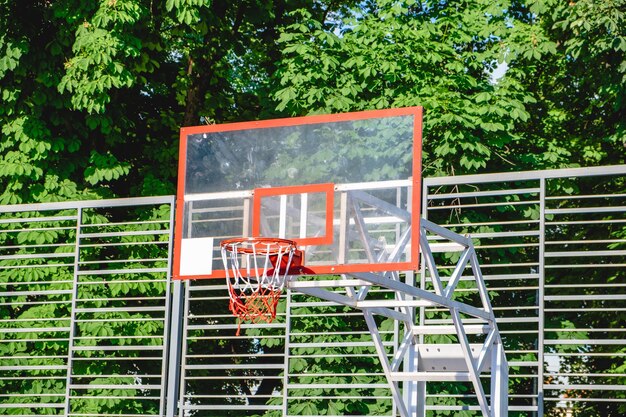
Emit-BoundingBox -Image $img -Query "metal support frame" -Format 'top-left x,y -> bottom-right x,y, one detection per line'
287,190 -> 509,417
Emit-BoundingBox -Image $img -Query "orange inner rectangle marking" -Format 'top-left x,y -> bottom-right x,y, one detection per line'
252,183 -> 335,247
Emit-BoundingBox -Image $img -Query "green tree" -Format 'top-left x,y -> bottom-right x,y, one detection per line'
0,0 -> 353,204
273,0 -> 541,177
507,0 -> 626,169
0,0 -> 172,203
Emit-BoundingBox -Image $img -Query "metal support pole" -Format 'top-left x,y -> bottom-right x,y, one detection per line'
491,342 -> 509,417
282,289 -> 293,416
363,310 -> 410,417
165,280 -> 184,417
63,207 -> 83,416
537,178 -> 546,417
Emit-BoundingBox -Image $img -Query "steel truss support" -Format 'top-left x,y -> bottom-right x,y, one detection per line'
288,191 -> 508,417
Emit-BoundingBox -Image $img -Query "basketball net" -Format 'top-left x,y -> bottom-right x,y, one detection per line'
220,238 -> 297,336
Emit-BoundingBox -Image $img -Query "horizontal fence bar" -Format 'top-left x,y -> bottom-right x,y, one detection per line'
423,164 -> 626,186
545,206 -> 626,214
0,196 -> 174,213
428,188 -> 540,199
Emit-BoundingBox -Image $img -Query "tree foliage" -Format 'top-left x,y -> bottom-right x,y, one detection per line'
508,0 -> 626,169
0,0 -> 352,204
1,0 -> 622,199
277,1 -> 522,175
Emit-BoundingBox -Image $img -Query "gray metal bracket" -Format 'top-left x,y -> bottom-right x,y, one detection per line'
288,210 -> 509,417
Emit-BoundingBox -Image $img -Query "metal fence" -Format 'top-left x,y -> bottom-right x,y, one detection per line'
0,196 -> 174,416
1,165 -> 625,416
422,165 -> 626,416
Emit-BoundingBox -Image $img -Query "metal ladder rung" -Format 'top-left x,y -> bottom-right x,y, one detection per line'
412,325 -> 491,335
389,371 -> 472,382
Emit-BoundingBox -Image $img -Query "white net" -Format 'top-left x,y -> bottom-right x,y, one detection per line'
220,238 -> 297,335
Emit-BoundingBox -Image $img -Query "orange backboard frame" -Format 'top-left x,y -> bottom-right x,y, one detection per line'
173,106 -> 423,280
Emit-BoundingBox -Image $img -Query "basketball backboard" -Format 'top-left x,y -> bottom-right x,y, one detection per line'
173,107 -> 422,279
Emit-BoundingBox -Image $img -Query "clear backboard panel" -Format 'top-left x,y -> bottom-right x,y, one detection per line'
174,107 -> 422,279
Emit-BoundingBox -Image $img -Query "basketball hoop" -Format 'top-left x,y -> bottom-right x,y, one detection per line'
220,237 -> 300,335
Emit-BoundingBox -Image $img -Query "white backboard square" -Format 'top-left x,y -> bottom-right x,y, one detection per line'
180,237 -> 214,276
